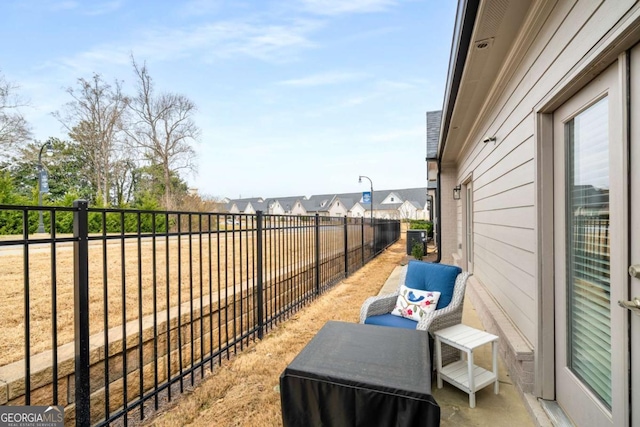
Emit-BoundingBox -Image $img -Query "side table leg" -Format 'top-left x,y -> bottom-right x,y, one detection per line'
493,340 -> 499,394
435,337 -> 443,389
468,350 -> 475,408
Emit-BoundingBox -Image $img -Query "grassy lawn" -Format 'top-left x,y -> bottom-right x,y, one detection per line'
0,228 -> 332,367
141,236 -> 406,427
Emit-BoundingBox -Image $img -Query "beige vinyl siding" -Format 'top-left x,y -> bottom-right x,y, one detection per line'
474,244 -> 536,340
474,205 -> 535,230
474,182 -> 534,212
452,0 -> 636,344
328,203 -> 346,217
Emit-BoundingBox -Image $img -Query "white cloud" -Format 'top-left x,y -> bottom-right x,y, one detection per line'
300,0 -> 397,15
45,0 -> 121,15
84,1 -> 123,16
48,1 -> 78,11
179,0 -> 223,17
278,71 -> 365,87
221,21 -> 320,62
53,18 -> 321,74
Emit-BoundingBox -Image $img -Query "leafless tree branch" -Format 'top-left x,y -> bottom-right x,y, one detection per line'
0,71 -> 31,150
126,56 -> 200,209
53,73 -> 129,204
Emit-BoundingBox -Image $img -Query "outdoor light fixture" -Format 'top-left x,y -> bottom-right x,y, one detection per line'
453,185 -> 461,200
483,136 -> 497,143
37,140 -> 54,234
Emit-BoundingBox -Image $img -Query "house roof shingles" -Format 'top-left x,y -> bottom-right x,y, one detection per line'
426,110 -> 442,160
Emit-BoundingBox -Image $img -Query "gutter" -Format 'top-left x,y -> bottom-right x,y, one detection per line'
432,0 -> 480,262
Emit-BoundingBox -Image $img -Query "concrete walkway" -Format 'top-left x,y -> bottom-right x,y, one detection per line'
378,266 -> 535,427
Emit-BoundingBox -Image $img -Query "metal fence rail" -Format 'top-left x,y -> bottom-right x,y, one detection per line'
0,202 -> 400,426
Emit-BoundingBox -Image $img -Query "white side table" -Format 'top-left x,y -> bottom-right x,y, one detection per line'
434,324 -> 499,408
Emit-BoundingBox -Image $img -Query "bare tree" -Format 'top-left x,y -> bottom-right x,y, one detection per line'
111,157 -> 137,207
127,57 -> 200,209
0,71 -> 31,150
54,73 -> 129,205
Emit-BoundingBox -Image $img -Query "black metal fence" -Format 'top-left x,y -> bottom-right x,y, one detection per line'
0,202 -> 400,426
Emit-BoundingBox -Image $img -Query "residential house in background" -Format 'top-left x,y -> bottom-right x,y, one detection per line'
430,0 -> 640,426
302,194 -> 351,217
225,187 -> 433,220
226,197 -> 264,214
264,196 -> 306,215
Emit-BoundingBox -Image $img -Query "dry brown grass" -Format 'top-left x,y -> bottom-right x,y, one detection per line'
142,237 -> 407,427
0,228 -> 349,366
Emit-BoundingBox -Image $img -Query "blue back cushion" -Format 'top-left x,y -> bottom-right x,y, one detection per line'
404,261 -> 461,309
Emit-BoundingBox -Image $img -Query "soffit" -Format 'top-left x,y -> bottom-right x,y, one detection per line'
442,0 -> 533,163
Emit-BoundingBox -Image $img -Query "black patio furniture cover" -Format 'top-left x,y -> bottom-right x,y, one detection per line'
280,321 -> 440,427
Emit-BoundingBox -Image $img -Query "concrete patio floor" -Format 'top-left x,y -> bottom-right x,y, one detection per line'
378,266 -> 536,427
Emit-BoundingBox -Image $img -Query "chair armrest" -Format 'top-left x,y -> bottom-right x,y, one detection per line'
359,292 -> 398,323
416,271 -> 470,332
416,305 -> 460,332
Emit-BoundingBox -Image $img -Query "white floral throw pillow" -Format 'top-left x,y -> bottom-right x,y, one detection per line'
391,285 -> 441,322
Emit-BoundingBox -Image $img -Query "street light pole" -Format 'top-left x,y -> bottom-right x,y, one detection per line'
37,141 -> 53,234
358,175 -> 374,251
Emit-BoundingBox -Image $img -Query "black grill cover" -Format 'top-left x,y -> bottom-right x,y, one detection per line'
280,321 -> 440,427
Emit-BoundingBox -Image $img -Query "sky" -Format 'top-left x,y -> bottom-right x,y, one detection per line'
1,0 -> 457,200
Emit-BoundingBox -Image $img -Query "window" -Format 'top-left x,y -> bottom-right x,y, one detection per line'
565,97 -> 611,407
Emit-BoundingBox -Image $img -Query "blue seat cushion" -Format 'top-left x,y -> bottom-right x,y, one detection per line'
404,261 -> 462,309
364,313 -> 417,330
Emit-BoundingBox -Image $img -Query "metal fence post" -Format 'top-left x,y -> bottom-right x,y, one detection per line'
361,217 -> 365,266
373,217 -> 377,256
256,211 -> 264,339
343,216 -> 348,277
73,200 -> 90,427
315,214 -> 320,295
